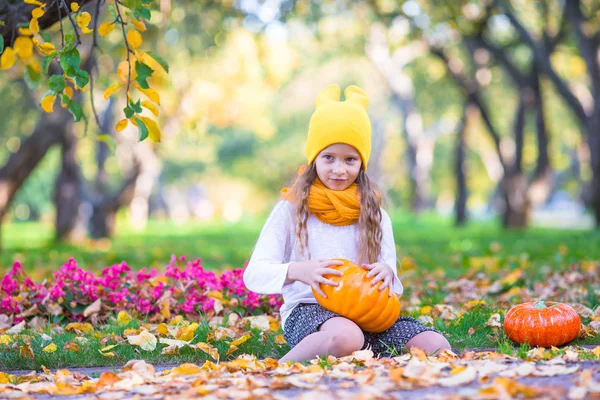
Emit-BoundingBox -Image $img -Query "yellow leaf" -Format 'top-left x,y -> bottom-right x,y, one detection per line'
65,322 -> 93,333
157,323 -> 169,336
41,94 -> 56,113
230,334 -> 251,347
117,311 -> 132,325
0,335 -> 13,345
100,344 -> 117,353
170,363 -> 202,375
152,276 -> 168,286
103,82 -> 122,100
29,17 -> 40,34
274,334 -> 286,345
43,343 -> 57,353
115,118 -> 128,132
70,2 -> 79,11
169,315 -> 184,326
160,296 -> 170,319
64,85 -> 74,99
196,342 -> 219,361
0,372 -> 14,384
131,19 -> 147,32
117,60 -> 137,83
97,371 -> 120,387
98,22 -> 115,37
63,342 -> 80,352
139,116 -> 161,142
176,322 -> 199,341
0,47 -> 16,70
18,27 -> 33,36
142,100 -> 159,116
20,343 -> 34,359
127,29 -> 142,50
136,84 -> 160,105
33,39 -> 56,56
32,7 -> 45,18
99,350 -> 115,357
226,344 -> 239,355
76,12 -> 92,30
127,330 -> 157,351
24,0 -> 45,5
130,117 -> 138,126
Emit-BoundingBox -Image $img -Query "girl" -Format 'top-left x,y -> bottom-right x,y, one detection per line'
243,84 -> 451,362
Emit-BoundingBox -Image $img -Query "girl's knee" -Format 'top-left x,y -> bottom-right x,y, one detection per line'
406,331 -> 451,355
321,318 -> 364,357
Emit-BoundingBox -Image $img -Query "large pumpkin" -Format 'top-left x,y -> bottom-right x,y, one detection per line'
312,258 -> 401,333
503,301 -> 581,347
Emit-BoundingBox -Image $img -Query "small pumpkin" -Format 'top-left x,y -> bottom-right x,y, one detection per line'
503,301 -> 581,347
312,258 -> 401,333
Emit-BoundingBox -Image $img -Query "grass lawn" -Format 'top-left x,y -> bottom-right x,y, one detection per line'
1,212 -> 599,369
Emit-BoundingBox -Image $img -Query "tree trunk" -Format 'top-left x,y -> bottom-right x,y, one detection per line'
454,103 -> 469,226
0,107 -> 72,250
501,170 -> 531,228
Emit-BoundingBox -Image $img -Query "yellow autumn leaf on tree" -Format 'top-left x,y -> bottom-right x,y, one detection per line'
176,322 -> 199,341
43,343 -> 57,353
115,119 -> 128,132
136,84 -> 160,105
41,94 -> 56,113
142,100 -> 159,117
127,330 -> 157,351
70,2 -> 79,11
98,22 -> 115,37
131,19 -> 147,32
14,36 -> 34,59
29,18 -> 40,34
64,85 -> 74,99
103,82 -> 122,100
118,60 -> 137,83
127,30 -> 142,50
24,0 -> 45,5
32,7 -> 45,18
33,38 -> 56,56
117,311 -> 132,325
76,12 -> 93,34
18,27 -> 33,36
0,47 -> 16,69
139,116 -> 162,142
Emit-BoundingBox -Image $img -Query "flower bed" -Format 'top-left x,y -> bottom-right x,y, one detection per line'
0,255 -> 283,327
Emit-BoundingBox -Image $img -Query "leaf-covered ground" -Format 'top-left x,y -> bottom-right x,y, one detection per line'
1,216 -> 599,397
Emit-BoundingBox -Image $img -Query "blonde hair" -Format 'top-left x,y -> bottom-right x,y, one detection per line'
288,164 -> 383,264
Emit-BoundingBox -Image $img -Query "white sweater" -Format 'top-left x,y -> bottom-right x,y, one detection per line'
243,200 -> 404,330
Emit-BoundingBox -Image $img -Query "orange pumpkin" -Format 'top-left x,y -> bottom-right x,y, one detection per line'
312,258 -> 401,333
503,301 -> 581,347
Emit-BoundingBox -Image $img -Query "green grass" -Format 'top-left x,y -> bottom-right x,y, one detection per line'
1,212 -> 599,368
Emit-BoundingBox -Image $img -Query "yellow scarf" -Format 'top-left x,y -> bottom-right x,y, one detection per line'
280,178 -> 360,226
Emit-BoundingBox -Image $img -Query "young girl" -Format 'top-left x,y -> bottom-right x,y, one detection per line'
243,84 -> 451,362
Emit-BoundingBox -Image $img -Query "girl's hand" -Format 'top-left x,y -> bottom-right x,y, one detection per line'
287,258 -> 344,298
362,263 -> 395,297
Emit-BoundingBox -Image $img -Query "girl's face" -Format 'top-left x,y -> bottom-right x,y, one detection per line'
315,143 -> 362,190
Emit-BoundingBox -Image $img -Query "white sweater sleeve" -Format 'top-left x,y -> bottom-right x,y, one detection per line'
243,201 -> 294,295
379,209 -> 404,296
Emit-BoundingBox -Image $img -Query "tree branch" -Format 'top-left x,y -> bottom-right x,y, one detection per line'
496,0 -> 588,123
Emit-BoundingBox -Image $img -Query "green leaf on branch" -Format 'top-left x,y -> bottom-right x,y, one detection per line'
24,64 -> 41,89
131,99 -> 143,113
135,117 -> 148,141
41,32 -> 52,43
134,61 -> 154,89
74,69 -> 89,89
42,52 -> 59,73
67,99 -> 83,122
0,36 -> 4,54
48,75 -> 66,92
65,34 -> 76,49
124,106 -> 135,119
124,0 -> 142,9
134,7 -> 151,20
145,51 -> 169,73
60,48 -> 81,75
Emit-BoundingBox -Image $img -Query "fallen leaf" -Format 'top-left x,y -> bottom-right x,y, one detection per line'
42,343 -> 57,353
83,299 -> 101,317
127,330 -> 157,351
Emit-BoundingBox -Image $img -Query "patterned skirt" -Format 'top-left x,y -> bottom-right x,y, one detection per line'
283,303 -> 440,357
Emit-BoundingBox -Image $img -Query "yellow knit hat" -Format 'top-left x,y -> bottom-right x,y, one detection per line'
305,84 -> 371,170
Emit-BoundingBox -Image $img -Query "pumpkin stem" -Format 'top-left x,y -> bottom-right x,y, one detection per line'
533,300 -> 547,309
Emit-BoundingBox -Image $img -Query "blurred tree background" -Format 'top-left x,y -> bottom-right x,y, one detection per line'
1,0 -> 599,272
